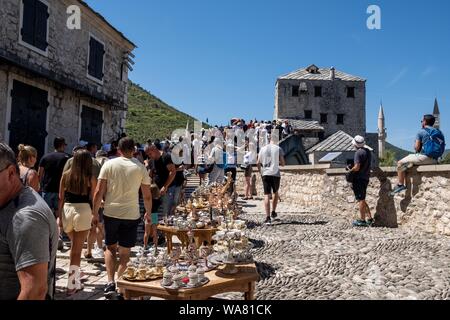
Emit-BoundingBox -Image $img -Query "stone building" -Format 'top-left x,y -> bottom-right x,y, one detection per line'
0,0 -> 136,157
274,64 -> 366,138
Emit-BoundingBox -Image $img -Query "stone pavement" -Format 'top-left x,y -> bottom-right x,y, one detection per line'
56,197 -> 450,300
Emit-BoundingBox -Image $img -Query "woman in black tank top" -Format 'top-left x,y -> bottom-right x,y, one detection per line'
57,150 -> 97,296
17,144 -> 40,192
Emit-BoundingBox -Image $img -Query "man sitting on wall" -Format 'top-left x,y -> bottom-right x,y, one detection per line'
390,115 -> 446,196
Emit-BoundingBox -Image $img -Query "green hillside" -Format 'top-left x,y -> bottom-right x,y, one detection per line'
385,142 -> 411,160
125,82 -> 207,143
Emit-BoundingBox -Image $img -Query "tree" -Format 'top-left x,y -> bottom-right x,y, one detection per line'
441,153 -> 450,165
379,150 -> 397,167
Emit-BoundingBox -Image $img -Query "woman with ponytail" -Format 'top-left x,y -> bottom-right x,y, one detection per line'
17,144 -> 40,192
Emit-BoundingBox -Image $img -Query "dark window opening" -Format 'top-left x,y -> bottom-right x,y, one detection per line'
347,87 -> 355,98
81,106 -> 103,146
318,132 -> 325,140
320,113 -> 328,124
292,86 -> 299,97
337,114 -> 345,125
305,110 -> 312,120
21,0 -> 49,52
314,86 -> 322,97
88,37 -> 105,81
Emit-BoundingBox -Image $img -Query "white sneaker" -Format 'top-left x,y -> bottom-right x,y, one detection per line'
92,248 -> 104,259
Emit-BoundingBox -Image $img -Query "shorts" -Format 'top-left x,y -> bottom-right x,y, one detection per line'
103,215 -> 140,248
398,154 -> 437,169
262,176 -> 281,195
62,203 -> 92,233
353,179 -> 369,201
42,192 -> 59,214
244,165 -> 253,178
145,213 -> 159,226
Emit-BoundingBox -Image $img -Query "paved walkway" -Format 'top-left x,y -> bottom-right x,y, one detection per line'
56,181 -> 450,300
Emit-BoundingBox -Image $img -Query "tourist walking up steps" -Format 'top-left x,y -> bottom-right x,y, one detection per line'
208,138 -> 225,185
347,136 -> 374,227
257,136 -> 285,225
57,150 -> 97,296
391,114 -> 446,196
0,143 -> 58,300
145,144 -> 177,217
17,144 -> 40,192
38,137 -> 70,250
93,138 -> 152,299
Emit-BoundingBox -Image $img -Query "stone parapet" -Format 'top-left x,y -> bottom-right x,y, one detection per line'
236,165 -> 450,236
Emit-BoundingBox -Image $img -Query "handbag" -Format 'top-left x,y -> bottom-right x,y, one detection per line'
345,170 -> 356,183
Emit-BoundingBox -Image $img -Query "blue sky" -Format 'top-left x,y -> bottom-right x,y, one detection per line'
86,0 -> 449,150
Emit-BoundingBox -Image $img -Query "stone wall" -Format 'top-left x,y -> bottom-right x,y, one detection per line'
236,165 -> 450,236
0,0 -> 133,109
0,0 -> 132,152
0,66 -> 124,153
275,78 -> 366,138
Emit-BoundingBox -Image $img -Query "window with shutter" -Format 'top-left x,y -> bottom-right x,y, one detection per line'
88,36 -> 105,82
34,0 -> 49,51
81,106 -> 103,145
20,0 -> 48,53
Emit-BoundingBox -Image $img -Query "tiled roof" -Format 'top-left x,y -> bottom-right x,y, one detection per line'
280,119 -> 324,131
307,131 -> 373,153
78,1 -> 137,48
279,66 -> 365,82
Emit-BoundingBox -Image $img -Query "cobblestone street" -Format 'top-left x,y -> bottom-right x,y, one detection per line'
55,198 -> 450,300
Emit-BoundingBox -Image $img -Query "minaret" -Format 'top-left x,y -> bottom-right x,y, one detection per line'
378,103 -> 387,159
433,98 -> 440,129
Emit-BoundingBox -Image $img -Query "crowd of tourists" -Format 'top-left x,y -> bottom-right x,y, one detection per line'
0,113 -> 445,300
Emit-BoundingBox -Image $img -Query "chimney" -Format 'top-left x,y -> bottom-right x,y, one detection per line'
330,67 -> 335,81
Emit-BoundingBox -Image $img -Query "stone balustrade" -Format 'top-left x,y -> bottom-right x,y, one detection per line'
235,164 -> 450,236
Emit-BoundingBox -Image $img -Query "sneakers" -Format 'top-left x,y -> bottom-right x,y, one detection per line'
390,184 -> 407,196
58,237 -> 64,251
264,217 -> 272,225
271,211 -> 278,219
92,246 -> 104,260
352,220 -> 368,227
104,282 -> 117,299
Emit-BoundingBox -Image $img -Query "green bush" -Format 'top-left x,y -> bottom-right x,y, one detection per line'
379,150 -> 397,167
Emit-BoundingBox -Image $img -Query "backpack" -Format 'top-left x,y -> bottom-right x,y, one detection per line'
423,127 -> 446,160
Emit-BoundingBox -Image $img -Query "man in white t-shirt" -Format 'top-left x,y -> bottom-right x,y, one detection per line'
93,138 -> 152,299
257,137 -> 285,225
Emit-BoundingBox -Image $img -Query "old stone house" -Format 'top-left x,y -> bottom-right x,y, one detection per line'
0,0 -> 136,157
274,64 -> 366,138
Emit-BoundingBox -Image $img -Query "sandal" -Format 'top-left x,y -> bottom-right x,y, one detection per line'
80,271 -> 89,282
66,284 -> 84,297
84,252 -> 93,259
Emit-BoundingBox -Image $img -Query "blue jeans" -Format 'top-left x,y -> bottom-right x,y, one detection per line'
161,185 -> 182,216
42,192 -> 59,217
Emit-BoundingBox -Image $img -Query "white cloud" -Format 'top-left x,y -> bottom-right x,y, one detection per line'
421,66 -> 435,77
387,67 -> 408,87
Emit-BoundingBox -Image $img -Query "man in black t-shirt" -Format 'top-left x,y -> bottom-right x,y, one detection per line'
347,135 -> 373,228
145,145 -> 176,216
38,137 -> 69,249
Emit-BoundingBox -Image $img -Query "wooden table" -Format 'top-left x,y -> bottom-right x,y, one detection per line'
158,225 -> 218,253
117,264 -> 259,300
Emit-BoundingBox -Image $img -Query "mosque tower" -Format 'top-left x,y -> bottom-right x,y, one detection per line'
433,98 -> 440,129
378,103 -> 387,159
